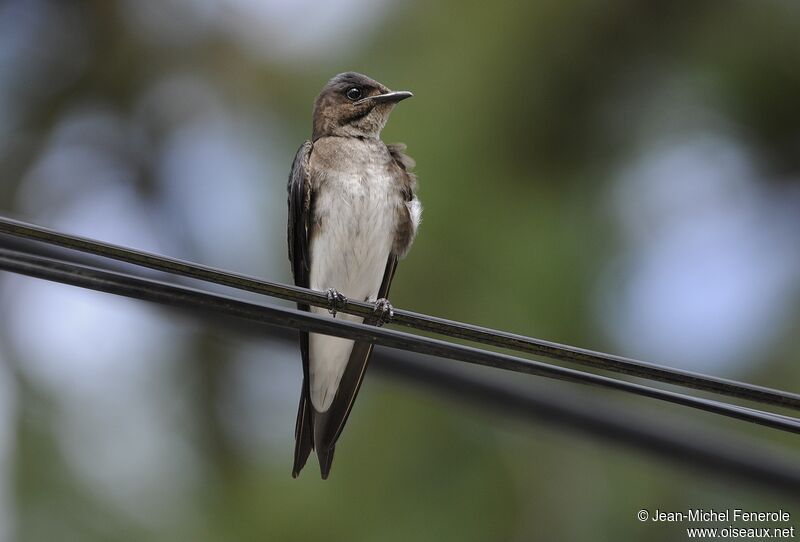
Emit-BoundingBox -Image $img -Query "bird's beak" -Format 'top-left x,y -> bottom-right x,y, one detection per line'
356,90 -> 413,106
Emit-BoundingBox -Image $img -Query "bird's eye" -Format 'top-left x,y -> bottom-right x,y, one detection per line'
346,87 -> 362,101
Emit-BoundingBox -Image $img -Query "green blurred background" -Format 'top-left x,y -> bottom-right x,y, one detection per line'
0,0 -> 799,540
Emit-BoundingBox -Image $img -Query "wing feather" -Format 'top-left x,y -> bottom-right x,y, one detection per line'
387,143 -> 421,258
288,141 -> 313,291
288,141 -> 315,477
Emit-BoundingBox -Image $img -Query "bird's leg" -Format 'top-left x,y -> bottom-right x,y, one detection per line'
372,298 -> 394,327
325,288 -> 347,316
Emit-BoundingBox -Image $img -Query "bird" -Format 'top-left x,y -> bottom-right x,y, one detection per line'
287,72 -> 421,479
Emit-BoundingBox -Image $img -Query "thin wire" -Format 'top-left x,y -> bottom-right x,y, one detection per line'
373,352 -> 800,495
1,216 -> 798,412
1,247 -> 800,436
2,246 -> 799,495
229,323 -> 800,495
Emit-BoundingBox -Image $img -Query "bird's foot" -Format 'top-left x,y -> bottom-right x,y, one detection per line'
325,288 -> 347,316
372,298 -> 394,327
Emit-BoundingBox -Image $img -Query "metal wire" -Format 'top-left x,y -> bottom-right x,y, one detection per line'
373,352 -> 800,496
229,324 -> 800,495
1,215 -> 798,412
2,247 -> 800,437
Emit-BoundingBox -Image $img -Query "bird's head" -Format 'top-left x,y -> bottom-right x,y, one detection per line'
311,72 -> 412,140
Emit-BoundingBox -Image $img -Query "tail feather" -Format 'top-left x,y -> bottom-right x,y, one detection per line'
292,384 -> 314,478
293,390 -> 338,480
317,445 -> 336,480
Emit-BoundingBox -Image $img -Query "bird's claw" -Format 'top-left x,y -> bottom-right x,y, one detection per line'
326,288 -> 347,316
373,298 -> 394,327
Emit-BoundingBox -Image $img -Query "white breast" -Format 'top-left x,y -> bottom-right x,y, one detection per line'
307,158 -> 399,412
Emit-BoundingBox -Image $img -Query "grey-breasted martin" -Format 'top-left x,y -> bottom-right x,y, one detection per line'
287,72 -> 421,479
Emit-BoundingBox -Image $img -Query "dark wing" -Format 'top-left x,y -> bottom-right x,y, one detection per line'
288,140 -> 313,292
288,141 -> 315,478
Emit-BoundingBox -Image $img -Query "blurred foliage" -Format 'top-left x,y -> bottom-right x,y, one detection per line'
0,0 -> 799,541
